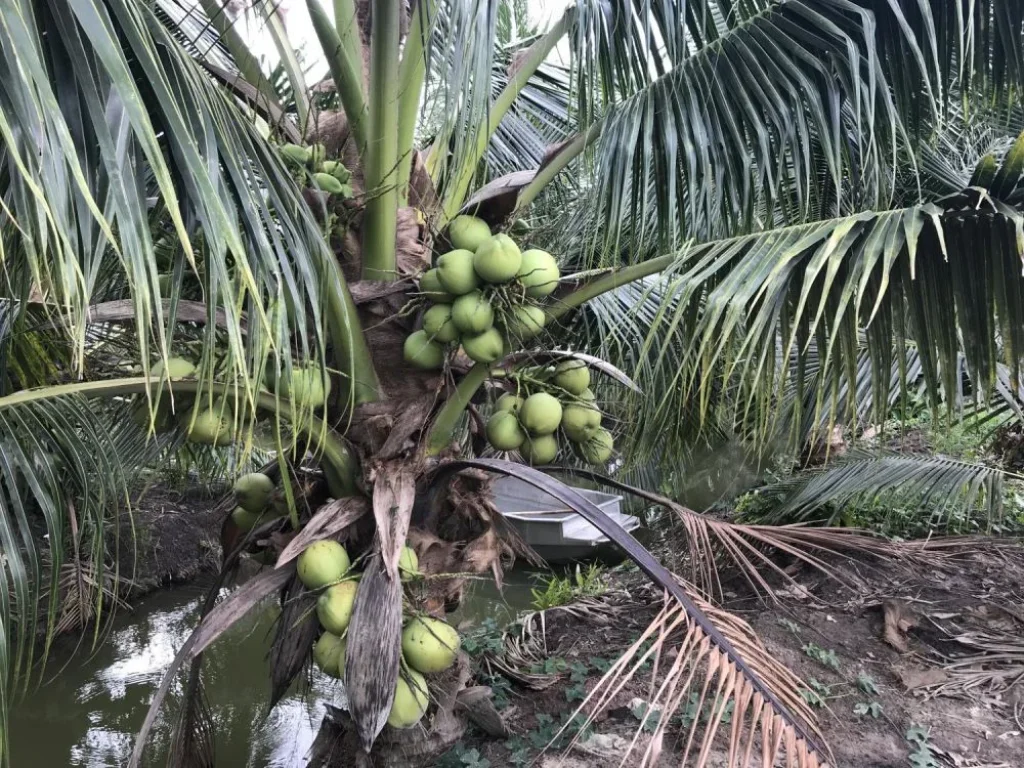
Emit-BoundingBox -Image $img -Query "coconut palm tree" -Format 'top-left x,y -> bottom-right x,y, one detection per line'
1,0 -> 1023,765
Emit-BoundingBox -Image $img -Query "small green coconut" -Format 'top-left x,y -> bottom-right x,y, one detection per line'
320,160 -> 351,182
231,505 -> 262,532
486,411 -> 526,451
151,356 -> 195,379
280,143 -> 311,166
496,394 -> 524,413
554,359 -> 591,395
579,428 -> 614,465
448,215 -> 492,252
462,327 -> 505,363
422,304 -> 460,343
419,269 -> 455,303
520,433 -> 559,464
182,407 -> 232,445
234,472 -> 275,512
387,668 -> 429,729
297,540 -> 351,590
402,617 -> 460,674
516,249 -> 560,297
313,632 -> 346,677
312,172 -> 345,194
519,392 -> 563,435
309,143 -> 327,167
562,401 -> 600,443
436,249 -> 480,295
131,400 -> 176,433
473,234 -> 522,283
279,366 -> 330,409
505,304 -> 546,340
451,291 -> 494,334
317,580 -> 358,635
399,546 -> 420,581
404,330 -> 447,370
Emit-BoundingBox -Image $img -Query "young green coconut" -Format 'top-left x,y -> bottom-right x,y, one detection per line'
233,472 -> 275,512
473,234 -> 522,283
277,366 -> 330,409
422,304 -> 460,343
519,392 -> 563,434
418,268 -> 455,303
297,540 -> 351,590
520,433 -> 559,464
504,304 -> 546,340
447,214 -> 492,252
401,617 -> 460,674
462,327 -> 505,363
403,330 -> 446,370
553,359 -> 591,395
181,406 -> 232,446
516,249 -> 560,297
451,291 -> 495,334
496,394 -> 524,413
578,427 -> 615,465
150,356 -> 196,379
317,580 -> 358,635
399,545 -> 420,581
313,632 -> 346,678
230,506 -> 262,532
387,668 -> 429,729
436,249 -> 480,295
486,410 -> 526,450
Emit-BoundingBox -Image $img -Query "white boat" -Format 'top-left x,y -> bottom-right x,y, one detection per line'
492,477 -> 639,563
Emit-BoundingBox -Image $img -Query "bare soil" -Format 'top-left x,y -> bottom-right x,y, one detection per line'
455,542 -> 1024,768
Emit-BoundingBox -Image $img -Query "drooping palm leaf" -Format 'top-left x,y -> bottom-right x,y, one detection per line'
434,458 -> 829,766
749,449 -> 1015,529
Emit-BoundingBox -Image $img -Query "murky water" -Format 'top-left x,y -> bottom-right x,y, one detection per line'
9,571 -> 536,768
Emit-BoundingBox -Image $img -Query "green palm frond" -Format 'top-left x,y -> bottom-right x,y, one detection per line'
746,450 -> 1014,529
0,0 -> 367,401
0,394 -> 159,760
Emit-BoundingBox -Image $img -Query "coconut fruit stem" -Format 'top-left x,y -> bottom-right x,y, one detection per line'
426,362 -> 491,455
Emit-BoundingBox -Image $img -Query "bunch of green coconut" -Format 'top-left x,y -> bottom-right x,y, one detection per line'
279,142 -> 353,198
486,359 -> 614,466
404,215 -> 560,370
299,540 -> 462,730
133,354 -> 332,443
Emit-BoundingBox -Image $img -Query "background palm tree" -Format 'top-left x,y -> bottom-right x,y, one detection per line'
1,0 -> 1023,765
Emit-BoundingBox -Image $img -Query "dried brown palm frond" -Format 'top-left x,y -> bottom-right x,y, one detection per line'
434,459 -> 830,766
914,622 -> 1024,701
551,466 -> 896,601
557,594 -> 830,768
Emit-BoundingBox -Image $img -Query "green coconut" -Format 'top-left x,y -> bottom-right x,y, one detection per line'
519,392 -> 563,435
387,668 -> 429,729
486,411 -> 526,451
399,546 -> 420,581
310,143 -> 327,167
234,472 -> 275,512
554,359 -> 591,395
280,143 -> 311,166
404,330 -> 446,370
231,505 -> 262,532
402,617 -> 460,674
316,580 -> 358,635
422,304 -> 459,343
520,433 -> 559,464
279,366 -> 330,409
297,540 -> 351,590
312,172 -> 345,194
496,394 -> 524,413
505,304 -> 546,340
313,632 -> 346,678
462,327 -> 505,363
151,356 -> 195,379
182,407 -> 232,445
579,428 -> 614,465
321,160 -> 351,182
473,234 -> 522,283
436,249 -> 480,295
448,215 -> 492,252
419,269 -> 455,303
132,400 -> 176,433
562,401 -> 601,443
516,249 -> 560,298
451,291 -> 494,334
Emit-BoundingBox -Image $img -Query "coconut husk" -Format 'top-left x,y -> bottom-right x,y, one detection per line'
268,575 -> 319,710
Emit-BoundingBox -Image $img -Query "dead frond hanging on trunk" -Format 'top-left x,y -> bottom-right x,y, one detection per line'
268,575 -> 320,710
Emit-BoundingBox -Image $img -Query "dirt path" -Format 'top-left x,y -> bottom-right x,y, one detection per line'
447,543 -> 1024,768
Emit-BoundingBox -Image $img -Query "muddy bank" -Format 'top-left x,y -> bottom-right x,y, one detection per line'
436,542 -> 1024,768
115,483 -> 225,596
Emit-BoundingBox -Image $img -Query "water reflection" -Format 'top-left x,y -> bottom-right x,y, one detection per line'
11,570 -> 539,768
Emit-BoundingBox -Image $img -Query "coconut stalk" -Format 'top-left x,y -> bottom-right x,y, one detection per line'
308,0 -> 368,153
396,0 -> 436,205
333,0 -> 365,78
361,0 -> 402,280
